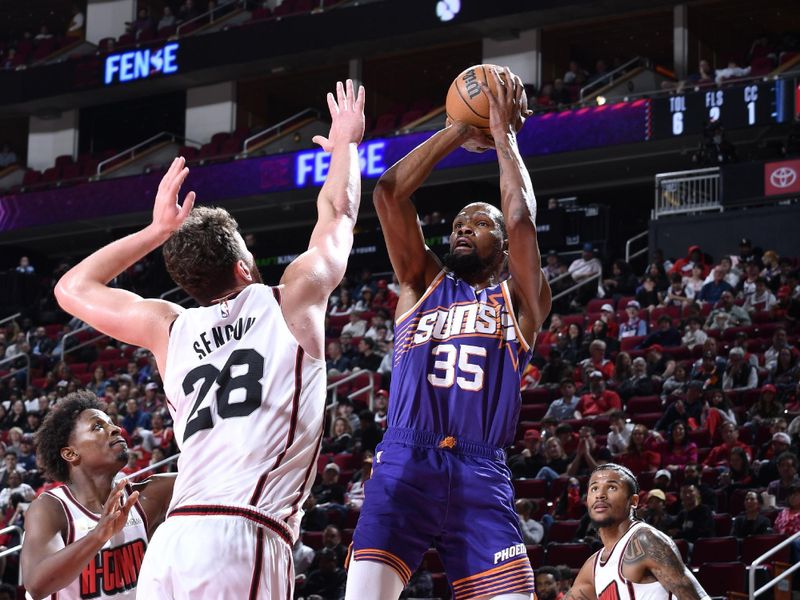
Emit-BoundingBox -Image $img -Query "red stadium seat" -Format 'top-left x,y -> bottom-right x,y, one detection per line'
586,299 -> 608,314
712,512 -> 732,536
697,562 -> 746,597
626,395 -> 661,413
526,544 -> 544,566
545,542 -> 593,568
689,536 -> 738,567
519,404 -> 547,421
521,387 -> 552,404
303,531 -> 323,549
547,519 -> 581,543
740,534 -> 790,565
423,549 -> 445,573
431,573 -> 450,598
513,479 -> 547,500
620,336 -> 644,351
672,538 -> 689,563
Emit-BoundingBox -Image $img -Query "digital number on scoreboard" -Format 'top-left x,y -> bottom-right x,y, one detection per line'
650,80 -> 787,139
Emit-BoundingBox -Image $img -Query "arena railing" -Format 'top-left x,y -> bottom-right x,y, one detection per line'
158,285 -> 195,307
175,0 -> 248,37
0,353 -> 29,387
241,108 -> 322,157
653,167 -> 721,220
60,325 -> 109,363
0,525 -> 24,586
96,131 -> 203,178
748,529 -> 800,599
326,370 -> 378,422
579,56 -> 646,101
625,230 -> 648,264
121,453 -> 181,482
0,312 -> 21,328
550,270 -> 603,303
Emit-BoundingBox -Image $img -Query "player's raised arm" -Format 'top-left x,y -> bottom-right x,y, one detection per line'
564,553 -> 598,600
279,80 -> 365,358
54,158 -> 196,370
22,480 -> 138,600
483,67 -> 551,345
622,525 -> 708,600
373,121 -> 489,310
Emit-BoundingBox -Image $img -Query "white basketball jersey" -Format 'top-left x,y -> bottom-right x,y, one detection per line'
163,284 -> 326,541
593,522 -> 671,600
34,484 -> 148,600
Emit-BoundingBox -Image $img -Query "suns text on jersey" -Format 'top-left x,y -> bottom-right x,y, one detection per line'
410,302 -> 517,347
193,316 -> 257,359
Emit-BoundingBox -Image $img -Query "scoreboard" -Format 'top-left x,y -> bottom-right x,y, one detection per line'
650,80 -> 788,139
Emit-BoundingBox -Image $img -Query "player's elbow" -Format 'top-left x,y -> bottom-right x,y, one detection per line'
372,177 -> 398,210
22,573 -> 47,600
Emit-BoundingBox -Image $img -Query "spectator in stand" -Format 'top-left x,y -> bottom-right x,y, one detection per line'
691,350 -> 723,390
567,243 -> 602,306
735,238 -> 762,269
670,483 -> 713,542
703,389 -> 737,441
563,60 -> 588,85
670,246 -> 710,279
535,567 -> 564,600
149,412 -> 174,452
657,421 -> 698,469
682,264 -> 706,301
731,490 -> 772,538
543,379 -> 581,421
353,409 -> 382,454
645,262 -> 670,293
536,437 -> 571,481
722,347 -> 758,391
34,25 -> 53,42
655,380 -> 704,432
543,250 -> 566,281
704,422 -> 752,468
158,5 -> 176,30
515,499 -> 544,544
618,424 -> 660,476
293,538 -> 315,583
312,463 -> 347,510
635,276 -> 660,310
4,400 -> 26,430
773,484 -> 800,540
121,398 -> 151,435
364,313 -> 391,342
645,345 -> 675,385
539,350 -> 573,388
0,144 -> 17,168
16,434 -> 36,471
329,288 -> 354,316
641,316 -> 681,349
681,317 -> 707,351
699,267 -> 735,305
300,547 -> 346,600
300,493 -> 328,532
597,304 -> 619,338
373,390 -> 388,430
603,260 -> 638,297
641,488 -> 675,534
612,352 -> 632,386
567,426 -> 611,478
352,337 -> 381,372
687,59 -> 715,87
335,400 -> 359,433
580,320 -> 618,360
177,0 -> 201,23
563,323 -> 584,362
321,417 -> 353,454
744,278 -> 777,312
662,272 -> 692,307
0,452 -> 26,487
345,453 -> 372,511
577,341 -> 615,384
768,452 -> 800,507
619,300 -> 647,339
508,429 -> 545,478
587,59 -> 610,85
737,262 -> 761,303
703,256 -> 741,289
341,310 -> 367,337
606,411 -> 633,454
550,79 -> 571,106
354,287 -> 374,312
761,251 -> 781,291
745,385 -> 784,430
0,470 -> 34,509
326,341 -> 351,376
539,313 -> 565,347
66,4 -> 85,38
128,7 -> 155,39
617,357 -> 654,401
765,328 -> 795,372
770,348 -> 800,395
661,364 -> 689,401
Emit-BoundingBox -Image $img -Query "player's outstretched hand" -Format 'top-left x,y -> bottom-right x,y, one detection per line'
93,479 -> 139,542
482,66 -> 532,139
312,79 -> 365,152
152,156 -> 196,238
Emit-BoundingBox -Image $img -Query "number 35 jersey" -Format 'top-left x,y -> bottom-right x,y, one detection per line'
389,271 -> 532,448
163,284 -> 326,539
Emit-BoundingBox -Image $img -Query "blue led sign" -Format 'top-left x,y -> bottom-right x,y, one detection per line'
295,140 -> 387,187
104,42 -> 179,85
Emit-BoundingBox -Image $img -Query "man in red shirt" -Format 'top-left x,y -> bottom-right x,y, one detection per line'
703,421 -> 753,467
576,371 -> 622,417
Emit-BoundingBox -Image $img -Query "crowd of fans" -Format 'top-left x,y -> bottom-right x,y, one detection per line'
0,228 -> 796,598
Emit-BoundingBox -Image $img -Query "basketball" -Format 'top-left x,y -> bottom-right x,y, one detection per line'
445,64 -> 526,132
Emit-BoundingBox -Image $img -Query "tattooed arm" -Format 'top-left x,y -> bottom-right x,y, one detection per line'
622,526 -> 709,600
564,553 -> 598,600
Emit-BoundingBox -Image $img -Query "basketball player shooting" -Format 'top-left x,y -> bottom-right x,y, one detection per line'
346,67 -> 551,600
21,391 -> 175,600
565,464 -> 710,600
53,80 -> 365,598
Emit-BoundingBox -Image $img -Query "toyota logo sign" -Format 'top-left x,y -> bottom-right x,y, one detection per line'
770,166 -> 797,189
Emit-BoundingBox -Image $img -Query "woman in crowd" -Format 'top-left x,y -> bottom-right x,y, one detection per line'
661,364 -> 689,401
731,490 -> 772,538
321,416 -> 354,454
770,349 -> 800,397
329,288 -> 354,316
618,424 -> 660,475
745,385 -> 785,430
87,365 -> 111,397
657,421 -> 698,469
718,446 -> 754,491
704,389 -> 737,442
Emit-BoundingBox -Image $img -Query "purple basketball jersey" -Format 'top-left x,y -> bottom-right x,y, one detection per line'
389,271 -> 532,448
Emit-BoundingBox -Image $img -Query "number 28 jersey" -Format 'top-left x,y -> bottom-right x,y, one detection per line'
389,271 -> 532,448
163,284 -> 326,539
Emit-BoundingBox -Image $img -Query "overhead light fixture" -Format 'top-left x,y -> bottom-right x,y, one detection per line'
596,96 -> 607,106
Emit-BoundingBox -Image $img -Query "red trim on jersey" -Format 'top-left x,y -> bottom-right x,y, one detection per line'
626,581 -> 637,600
60,485 -> 101,522
248,527 -> 265,600
599,523 -> 632,567
45,491 -> 74,545
287,407 -> 326,522
168,504 -> 293,546
272,286 -> 281,305
248,346 -> 304,506
285,552 -> 293,600
126,482 -> 150,535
